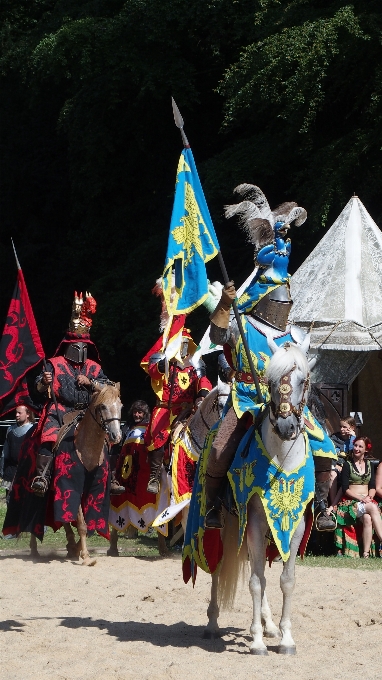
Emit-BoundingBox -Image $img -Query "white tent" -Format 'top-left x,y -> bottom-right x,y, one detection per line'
290,196 -> 382,387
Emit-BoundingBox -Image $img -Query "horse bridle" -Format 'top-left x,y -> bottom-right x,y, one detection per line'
88,403 -> 121,435
269,364 -> 310,428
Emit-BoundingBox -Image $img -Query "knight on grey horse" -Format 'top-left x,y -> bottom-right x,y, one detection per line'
203,185 -> 337,531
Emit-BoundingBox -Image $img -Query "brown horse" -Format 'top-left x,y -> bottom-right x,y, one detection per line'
56,383 -> 122,565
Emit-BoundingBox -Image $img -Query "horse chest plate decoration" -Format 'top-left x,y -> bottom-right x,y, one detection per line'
228,425 -> 315,561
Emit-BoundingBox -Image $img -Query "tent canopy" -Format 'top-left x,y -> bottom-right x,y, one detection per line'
290,196 -> 382,352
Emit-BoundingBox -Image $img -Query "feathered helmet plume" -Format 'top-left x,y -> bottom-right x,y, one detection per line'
152,276 -> 176,332
224,184 -> 307,249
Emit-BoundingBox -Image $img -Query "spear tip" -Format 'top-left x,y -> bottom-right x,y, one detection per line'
171,97 -> 184,129
171,97 -> 190,148
11,239 -> 21,270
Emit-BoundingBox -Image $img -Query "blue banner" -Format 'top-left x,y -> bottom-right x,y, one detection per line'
163,148 -> 220,314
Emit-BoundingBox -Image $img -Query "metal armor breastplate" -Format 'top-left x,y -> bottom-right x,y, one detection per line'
252,284 -> 292,331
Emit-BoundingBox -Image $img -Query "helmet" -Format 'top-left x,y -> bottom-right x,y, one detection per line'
64,341 -> 88,364
252,284 -> 293,331
54,291 -> 100,362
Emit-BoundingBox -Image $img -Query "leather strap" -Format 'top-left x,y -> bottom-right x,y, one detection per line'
235,371 -> 268,386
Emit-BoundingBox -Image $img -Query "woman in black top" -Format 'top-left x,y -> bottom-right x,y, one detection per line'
330,437 -> 382,557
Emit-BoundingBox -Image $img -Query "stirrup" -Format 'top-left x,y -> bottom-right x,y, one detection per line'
314,510 -> 337,532
31,476 -> 49,497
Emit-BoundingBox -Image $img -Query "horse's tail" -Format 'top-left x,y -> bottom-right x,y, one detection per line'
217,511 -> 248,610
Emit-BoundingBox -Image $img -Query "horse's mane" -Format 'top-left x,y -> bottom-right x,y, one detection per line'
91,383 -> 120,407
199,379 -> 230,411
198,385 -> 218,414
266,343 -> 309,384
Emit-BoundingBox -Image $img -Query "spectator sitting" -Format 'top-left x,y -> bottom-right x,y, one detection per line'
336,416 -> 357,459
375,461 -> 382,557
329,437 -> 382,558
329,416 -> 357,506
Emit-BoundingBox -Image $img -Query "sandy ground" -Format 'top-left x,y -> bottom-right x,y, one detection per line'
0,549 -> 381,680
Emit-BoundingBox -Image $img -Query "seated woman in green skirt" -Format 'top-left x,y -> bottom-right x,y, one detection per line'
329,437 -> 382,558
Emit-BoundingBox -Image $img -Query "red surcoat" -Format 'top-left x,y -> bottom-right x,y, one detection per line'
144,361 -> 212,452
39,356 -> 104,444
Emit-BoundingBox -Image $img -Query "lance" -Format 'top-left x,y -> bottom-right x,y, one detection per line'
171,99 -> 264,403
11,239 -> 63,426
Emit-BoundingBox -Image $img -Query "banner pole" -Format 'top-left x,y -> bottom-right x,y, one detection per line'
171,100 -> 265,403
217,251 -> 264,403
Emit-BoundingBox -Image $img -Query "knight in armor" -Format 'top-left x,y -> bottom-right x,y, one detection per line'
2,406 -> 35,497
31,292 -> 124,496
141,325 -> 212,494
204,185 -> 336,531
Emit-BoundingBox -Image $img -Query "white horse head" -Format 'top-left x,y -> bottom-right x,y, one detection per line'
216,376 -> 231,418
196,378 -> 230,426
266,341 -> 310,440
186,379 -> 230,455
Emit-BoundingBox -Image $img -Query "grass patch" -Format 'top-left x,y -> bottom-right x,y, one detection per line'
0,487 -> 170,558
1,488 -> 380,566
298,554 -> 382,571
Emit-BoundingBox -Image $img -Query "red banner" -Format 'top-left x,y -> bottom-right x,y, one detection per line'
0,269 -> 44,415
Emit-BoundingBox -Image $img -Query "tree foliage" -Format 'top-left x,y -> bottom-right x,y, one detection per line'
1,1 -> 382,406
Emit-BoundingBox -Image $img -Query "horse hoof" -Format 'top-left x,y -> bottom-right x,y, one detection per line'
250,647 -> 268,656
82,557 -> 97,566
67,550 -> 80,560
202,630 -> 221,639
106,548 -> 119,557
278,646 -> 296,655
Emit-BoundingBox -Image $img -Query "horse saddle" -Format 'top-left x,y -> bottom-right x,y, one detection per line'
53,410 -> 84,454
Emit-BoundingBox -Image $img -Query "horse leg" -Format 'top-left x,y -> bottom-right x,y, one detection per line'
247,496 -> 269,655
30,534 -> 39,559
77,506 -> 97,566
157,531 -> 169,556
64,523 -> 81,559
107,527 -> 119,557
203,568 -> 221,638
261,590 -> 280,639
181,506 -> 189,537
278,516 -> 305,654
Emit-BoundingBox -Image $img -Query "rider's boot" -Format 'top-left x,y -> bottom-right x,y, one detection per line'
204,474 -> 225,529
31,446 -> 54,496
315,477 -> 336,531
147,448 -> 164,494
109,453 -> 125,495
110,470 -> 126,495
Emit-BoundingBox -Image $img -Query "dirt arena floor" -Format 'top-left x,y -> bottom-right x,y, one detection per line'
0,549 -> 381,680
